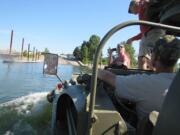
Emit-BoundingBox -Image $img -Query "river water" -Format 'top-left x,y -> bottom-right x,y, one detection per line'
0,60 -> 83,135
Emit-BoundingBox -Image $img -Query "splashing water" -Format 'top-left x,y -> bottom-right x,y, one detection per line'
0,62 -> 90,135
0,92 -> 53,135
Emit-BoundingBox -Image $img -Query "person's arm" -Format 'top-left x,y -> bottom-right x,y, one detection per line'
127,33 -> 142,44
108,49 -> 116,65
108,51 -> 113,65
98,70 -> 142,102
98,69 -> 116,87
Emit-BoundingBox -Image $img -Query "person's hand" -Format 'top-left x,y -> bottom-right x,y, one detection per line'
126,38 -> 133,45
108,48 -> 111,54
108,48 -> 115,55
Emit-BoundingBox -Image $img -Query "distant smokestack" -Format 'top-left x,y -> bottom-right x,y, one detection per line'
21,38 -> 24,59
28,44 -> 30,61
35,49 -> 38,61
32,47 -> 35,61
9,30 -> 14,55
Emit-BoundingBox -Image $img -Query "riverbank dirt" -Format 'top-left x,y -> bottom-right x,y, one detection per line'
0,54 -> 80,66
0,53 -> 106,68
58,57 -> 80,66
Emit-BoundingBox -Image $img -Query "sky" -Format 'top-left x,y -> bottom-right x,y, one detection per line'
0,0 -> 140,56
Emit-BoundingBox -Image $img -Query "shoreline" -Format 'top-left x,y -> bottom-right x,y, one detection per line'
0,54 -> 81,67
0,54 -> 106,69
58,57 -> 80,67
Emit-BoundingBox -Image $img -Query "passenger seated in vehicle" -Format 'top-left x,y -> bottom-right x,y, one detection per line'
108,44 -> 130,69
98,35 -> 180,121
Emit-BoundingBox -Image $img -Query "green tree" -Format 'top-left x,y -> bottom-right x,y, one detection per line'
101,57 -> 108,65
44,48 -> 50,53
72,34 -> 101,64
89,35 -> 100,46
123,42 -> 138,68
81,44 -> 89,64
88,35 -> 100,61
73,47 -> 82,60
80,41 -> 90,63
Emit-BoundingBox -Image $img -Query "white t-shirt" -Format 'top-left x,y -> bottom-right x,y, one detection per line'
115,73 -> 176,120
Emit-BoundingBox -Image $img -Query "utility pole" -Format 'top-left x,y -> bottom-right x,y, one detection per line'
32,47 -> 35,61
9,30 -> 14,55
27,44 -> 30,61
21,38 -> 24,59
35,49 -> 38,61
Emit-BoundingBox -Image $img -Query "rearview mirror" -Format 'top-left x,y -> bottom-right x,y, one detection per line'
43,53 -> 59,75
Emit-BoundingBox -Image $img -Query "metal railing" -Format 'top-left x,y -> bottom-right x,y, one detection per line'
88,20 -> 180,135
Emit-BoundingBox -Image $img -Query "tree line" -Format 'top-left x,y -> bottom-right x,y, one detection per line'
73,34 -> 137,67
73,34 -> 101,64
122,41 -> 137,68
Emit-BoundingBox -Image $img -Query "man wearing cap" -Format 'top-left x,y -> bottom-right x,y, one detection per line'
108,44 -> 130,69
127,0 -> 165,70
98,35 -> 180,120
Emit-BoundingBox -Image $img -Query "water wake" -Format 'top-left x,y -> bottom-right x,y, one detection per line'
0,92 -> 52,135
